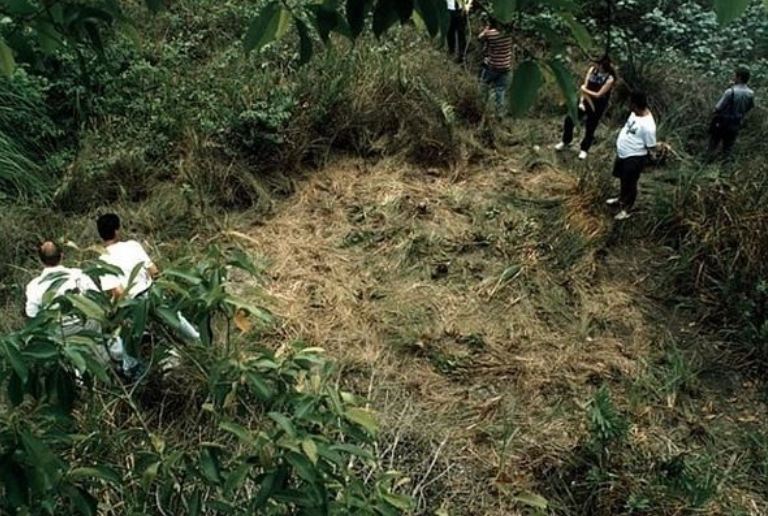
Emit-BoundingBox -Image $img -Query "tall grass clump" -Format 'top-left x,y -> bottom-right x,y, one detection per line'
0,73 -> 59,199
228,32 -> 484,171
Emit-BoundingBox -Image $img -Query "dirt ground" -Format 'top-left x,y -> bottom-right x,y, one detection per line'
241,151 -> 768,516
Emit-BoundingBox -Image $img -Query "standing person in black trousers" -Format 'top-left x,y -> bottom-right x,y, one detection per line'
606,92 -> 657,221
707,66 -> 755,162
446,0 -> 469,63
555,56 -> 617,160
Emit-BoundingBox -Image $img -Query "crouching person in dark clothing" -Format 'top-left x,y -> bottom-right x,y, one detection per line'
606,92 -> 657,221
707,66 -> 755,162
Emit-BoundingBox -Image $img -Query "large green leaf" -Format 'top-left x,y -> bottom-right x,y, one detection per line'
493,0 -> 516,23
301,438 -> 319,465
2,339 -> 28,382
509,60 -> 543,118
714,0 -> 750,24
244,1 -> 283,53
23,341 -> 59,360
307,2 -> 339,44
220,421 -> 258,447
563,14 -> 593,51
514,491 -> 549,509
66,486 -> 97,516
344,407 -> 378,435
252,470 -> 277,509
200,448 -> 222,485
347,0 -> 374,38
548,59 -> 578,122
295,18 -> 313,65
0,38 -> 16,77
3,0 -> 37,16
68,466 -> 121,485
285,451 -> 318,482
268,412 -> 297,438
64,294 -> 106,323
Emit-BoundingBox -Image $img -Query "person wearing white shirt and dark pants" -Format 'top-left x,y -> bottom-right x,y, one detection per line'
606,92 -> 657,221
97,213 -> 200,378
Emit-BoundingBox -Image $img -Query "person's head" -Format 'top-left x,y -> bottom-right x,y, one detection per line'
735,66 -> 751,84
38,240 -> 63,267
97,213 -> 121,242
487,16 -> 499,29
629,91 -> 648,113
595,55 -> 615,77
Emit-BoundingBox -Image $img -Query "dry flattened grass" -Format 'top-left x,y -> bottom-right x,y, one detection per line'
234,150 -> 768,514
241,156 -> 667,512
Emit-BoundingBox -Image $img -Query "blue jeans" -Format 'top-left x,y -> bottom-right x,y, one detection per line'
480,66 -> 509,117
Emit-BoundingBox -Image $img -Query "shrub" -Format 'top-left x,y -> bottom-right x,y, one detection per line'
0,247 -> 412,515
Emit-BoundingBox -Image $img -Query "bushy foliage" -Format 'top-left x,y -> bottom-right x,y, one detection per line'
589,0 -> 768,83
0,247 -> 411,515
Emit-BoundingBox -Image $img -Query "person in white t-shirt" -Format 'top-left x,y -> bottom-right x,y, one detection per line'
96,214 -> 200,376
25,241 -> 116,366
606,91 -> 657,221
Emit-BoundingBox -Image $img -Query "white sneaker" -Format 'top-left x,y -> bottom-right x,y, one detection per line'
578,150 -> 588,160
605,198 -> 620,206
615,210 -> 631,221
554,142 -> 569,151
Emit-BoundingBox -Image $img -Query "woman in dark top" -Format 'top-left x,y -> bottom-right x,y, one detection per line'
555,56 -> 617,160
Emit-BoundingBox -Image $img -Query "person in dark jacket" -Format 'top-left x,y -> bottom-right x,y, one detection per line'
707,66 -> 755,161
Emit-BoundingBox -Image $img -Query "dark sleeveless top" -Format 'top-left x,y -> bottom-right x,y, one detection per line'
586,68 -> 614,97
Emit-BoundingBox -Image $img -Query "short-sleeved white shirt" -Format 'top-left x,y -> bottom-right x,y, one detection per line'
25,265 -> 98,318
98,240 -> 154,298
617,112 -> 657,159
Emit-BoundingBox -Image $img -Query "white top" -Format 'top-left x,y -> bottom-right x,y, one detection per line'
98,240 -> 155,298
25,266 -> 98,318
616,112 -> 657,159
447,0 -> 471,11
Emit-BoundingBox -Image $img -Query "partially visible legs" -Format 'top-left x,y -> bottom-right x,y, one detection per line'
561,115 -> 576,146
491,71 -> 509,117
480,67 -> 509,118
447,11 -> 467,62
580,102 -> 607,152
721,126 -> 739,159
610,156 -> 646,219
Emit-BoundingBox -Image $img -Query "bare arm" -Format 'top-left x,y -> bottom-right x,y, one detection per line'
580,66 -> 593,89
581,76 -> 615,99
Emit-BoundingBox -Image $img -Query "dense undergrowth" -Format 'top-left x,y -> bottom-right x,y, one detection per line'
2,0 -> 768,514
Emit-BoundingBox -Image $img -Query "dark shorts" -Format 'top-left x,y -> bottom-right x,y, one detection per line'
612,155 -> 647,178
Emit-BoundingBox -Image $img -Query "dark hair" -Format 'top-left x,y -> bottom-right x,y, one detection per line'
595,55 -> 616,78
97,213 -> 121,241
735,66 -> 751,84
630,91 -> 648,110
39,241 -> 63,267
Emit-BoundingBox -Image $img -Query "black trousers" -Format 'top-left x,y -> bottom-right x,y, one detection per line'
707,118 -> 740,159
562,99 -> 608,152
447,10 -> 467,61
612,156 -> 647,210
